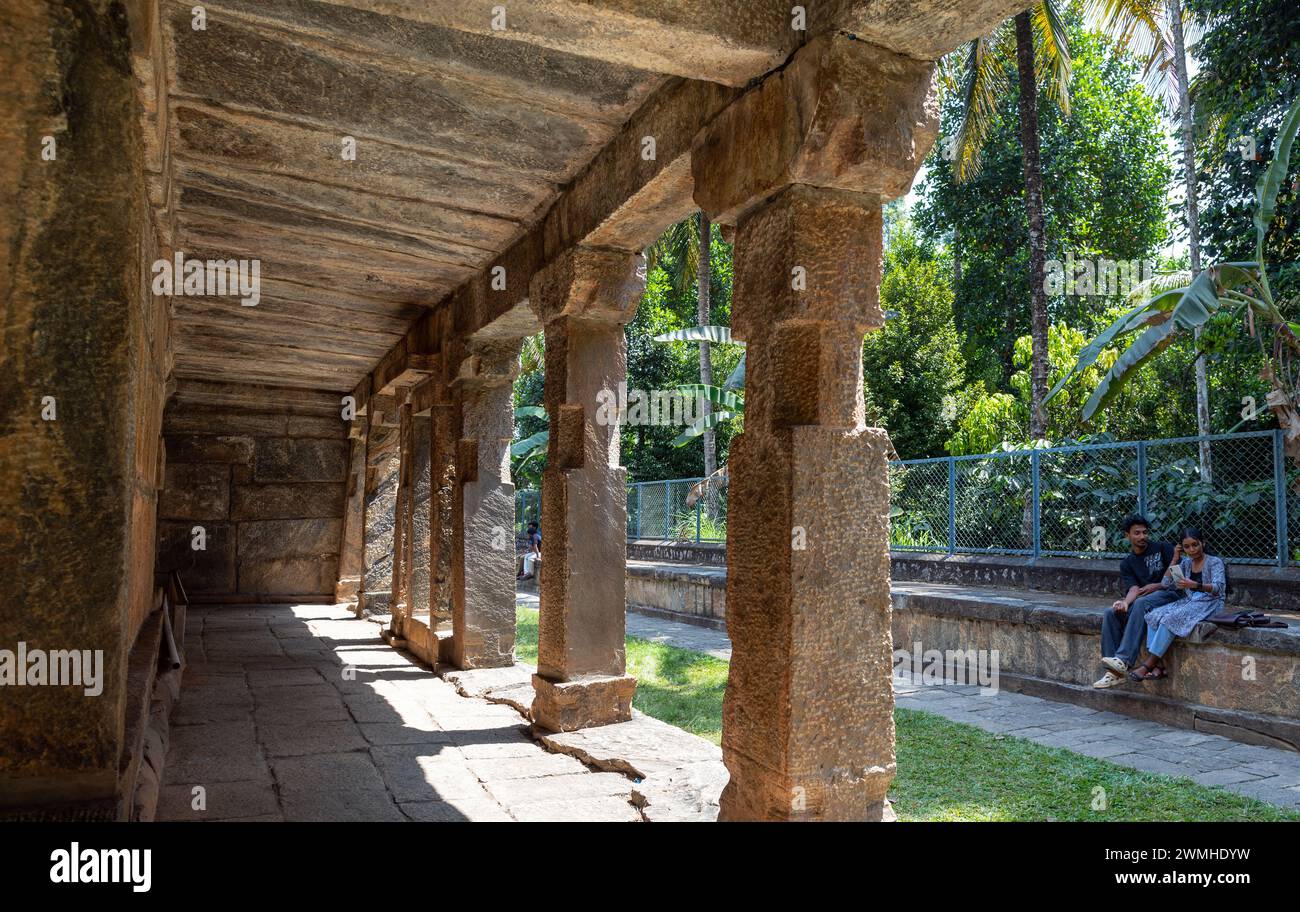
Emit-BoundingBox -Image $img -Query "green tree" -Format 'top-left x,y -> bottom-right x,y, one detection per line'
949,1 -> 1073,440
919,16 -> 1172,432
863,226 -> 966,459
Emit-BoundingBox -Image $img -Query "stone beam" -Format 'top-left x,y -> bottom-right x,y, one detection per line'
692,34 -> 938,224
691,33 -> 937,822
815,0 -> 1037,62
311,0 -> 798,86
527,248 -> 644,731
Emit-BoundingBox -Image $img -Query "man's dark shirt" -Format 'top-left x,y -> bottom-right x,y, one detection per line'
1119,541 -> 1175,592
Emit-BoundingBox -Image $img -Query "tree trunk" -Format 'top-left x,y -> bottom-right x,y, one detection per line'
697,214 -> 717,515
952,222 -> 962,308
1015,12 -> 1050,443
1169,0 -> 1213,482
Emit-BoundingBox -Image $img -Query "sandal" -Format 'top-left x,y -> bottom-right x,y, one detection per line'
1128,665 -> 1165,681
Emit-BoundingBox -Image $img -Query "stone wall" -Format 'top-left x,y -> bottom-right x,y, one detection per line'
155,384 -> 349,600
0,0 -> 171,814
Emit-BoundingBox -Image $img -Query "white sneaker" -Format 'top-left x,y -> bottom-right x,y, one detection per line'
1092,670 -> 1126,689
1101,656 -> 1128,675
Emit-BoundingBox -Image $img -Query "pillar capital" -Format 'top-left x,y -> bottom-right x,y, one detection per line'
528,247 -> 646,327
692,33 -> 938,225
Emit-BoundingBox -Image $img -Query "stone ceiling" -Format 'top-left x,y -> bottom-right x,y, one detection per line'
151,0 -> 1032,394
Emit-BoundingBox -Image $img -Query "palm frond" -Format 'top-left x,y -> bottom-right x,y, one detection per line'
1031,0 -> 1073,116
954,29 -> 1014,183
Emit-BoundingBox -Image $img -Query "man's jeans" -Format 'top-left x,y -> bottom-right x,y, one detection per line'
1101,588 -> 1184,666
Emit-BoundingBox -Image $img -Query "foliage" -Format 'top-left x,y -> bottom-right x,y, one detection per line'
669,510 -> 727,543
863,225 -> 967,458
623,229 -> 739,482
919,18 -> 1173,390
1050,91 -> 1300,465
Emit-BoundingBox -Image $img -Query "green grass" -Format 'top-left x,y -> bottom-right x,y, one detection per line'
516,607 -> 1300,821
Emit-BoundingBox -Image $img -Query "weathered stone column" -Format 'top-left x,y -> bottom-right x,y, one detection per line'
361,394 -> 401,616
407,408 -> 434,623
447,343 -> 519,669
388,396 -> 415,632
429,376 -> 457,631
527,249 -> 644,731
336,420 -> 366,606
692,34 -> 938,820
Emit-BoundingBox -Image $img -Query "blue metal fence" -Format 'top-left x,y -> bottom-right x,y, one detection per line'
890,430 -> 1298,567
515,430 -> 1298,564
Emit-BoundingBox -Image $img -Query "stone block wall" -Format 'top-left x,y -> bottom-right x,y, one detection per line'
0,0 -> 172,813
155,385 -> 349,600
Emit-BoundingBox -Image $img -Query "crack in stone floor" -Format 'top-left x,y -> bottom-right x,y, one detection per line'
158,604 -> 643,822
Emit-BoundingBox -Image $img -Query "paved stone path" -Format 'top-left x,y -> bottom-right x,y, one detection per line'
613,607 -> 1300,811
160,604 -> 644,822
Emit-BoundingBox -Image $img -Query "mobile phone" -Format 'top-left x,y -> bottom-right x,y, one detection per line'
1168,565 -> 1185,583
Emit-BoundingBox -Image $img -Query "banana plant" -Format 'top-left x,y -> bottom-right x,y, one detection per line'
510,405 -> 548,483
652,325 -> 745,446
1047,91 -> 1300,465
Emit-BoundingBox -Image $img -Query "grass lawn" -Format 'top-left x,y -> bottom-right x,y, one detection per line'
516,607 -> 1300,822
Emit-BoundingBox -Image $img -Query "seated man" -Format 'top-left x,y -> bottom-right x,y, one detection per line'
1093,515 -> 1182,689
516,521 -> 541,580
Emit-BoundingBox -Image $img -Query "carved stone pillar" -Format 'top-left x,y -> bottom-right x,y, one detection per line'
691,33 -> 938,820
527,248 -> 645,731
448,343 -> 519,669
361,394 -> 401,617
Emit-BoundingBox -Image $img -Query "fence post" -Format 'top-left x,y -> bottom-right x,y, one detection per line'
1275,429 -> 1289,568
1136,441 -> 1148,519
695,496 -> 702,543
947,458 -> 956,555
1030,449 -> 1041,560
663,480 -> 671,540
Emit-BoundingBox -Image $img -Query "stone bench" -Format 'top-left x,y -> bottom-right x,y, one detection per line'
892,551 -> 1300,612
892,580 -> 1300,753
621,555 -> 1300,752
626,559 -> 727,630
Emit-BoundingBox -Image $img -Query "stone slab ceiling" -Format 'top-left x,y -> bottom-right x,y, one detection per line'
158,0 -> 1031,393
162,0 -> 673,392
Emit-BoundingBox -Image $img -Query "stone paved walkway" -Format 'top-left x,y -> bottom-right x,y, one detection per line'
159,604 -> 646,822
615,608 -> 1300,811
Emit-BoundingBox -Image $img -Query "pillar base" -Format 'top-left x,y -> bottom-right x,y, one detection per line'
359,591 -> 391,618
334,576 -> 360,605
530,673 -> 636,732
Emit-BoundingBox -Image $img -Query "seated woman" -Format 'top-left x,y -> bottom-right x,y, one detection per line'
1128,526 -> 1226,681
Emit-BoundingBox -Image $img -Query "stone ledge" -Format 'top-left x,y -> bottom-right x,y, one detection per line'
892,551 -> 1300,612
532,711 -> 726,822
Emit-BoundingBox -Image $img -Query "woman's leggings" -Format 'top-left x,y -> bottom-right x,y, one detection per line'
1146,622 -> 1177,658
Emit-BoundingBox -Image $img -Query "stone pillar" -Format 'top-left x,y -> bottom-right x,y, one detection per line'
527,249 -> 644,731
389,396 -> 415,632
447,344 -> 519,669
336,420 -> 366,606
408,409 -> 434,623
691,34 -> 938,820
361,394 -> 400,616
429,379 -> 457,630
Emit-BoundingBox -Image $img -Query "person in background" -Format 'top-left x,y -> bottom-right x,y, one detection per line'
517,521 -> 542,580
1093,515 -> 1181,689
1128,527 -> 1226,681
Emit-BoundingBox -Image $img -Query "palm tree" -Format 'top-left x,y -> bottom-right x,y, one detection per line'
952,2 -> 1072,442
646,213 -> 718,485
1084,0 -> 1212,479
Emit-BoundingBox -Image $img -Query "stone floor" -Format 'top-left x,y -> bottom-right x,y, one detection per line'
158,603 -> 721,822
618,607 -> 1300,811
